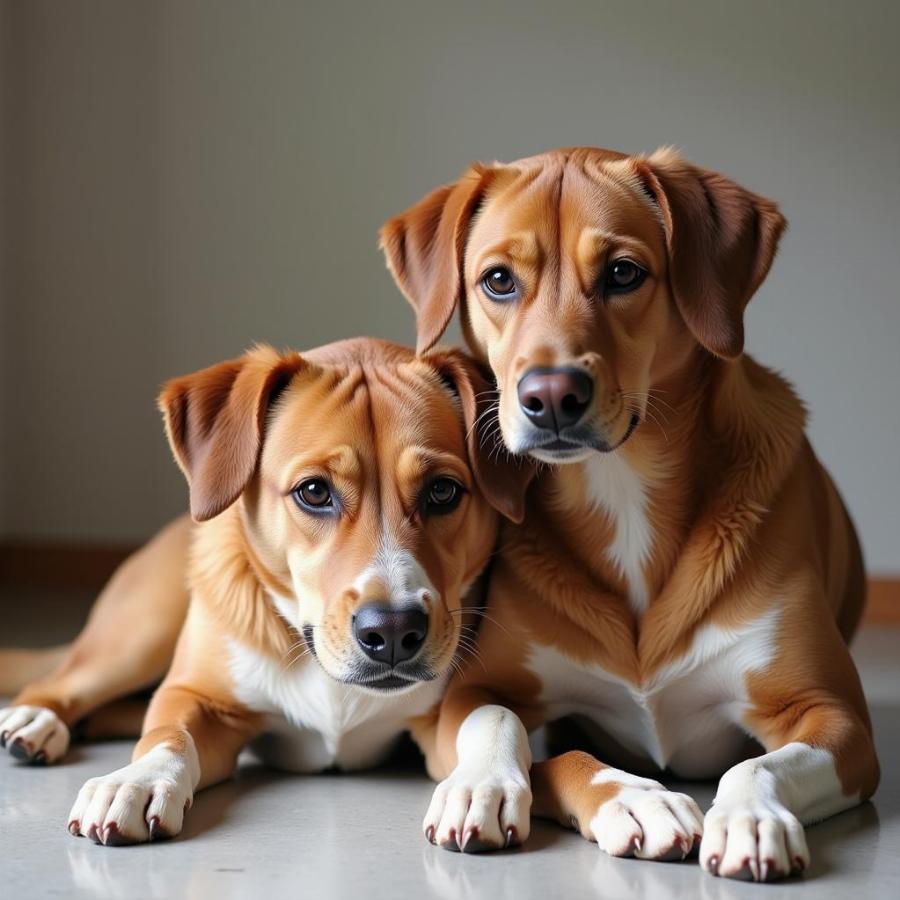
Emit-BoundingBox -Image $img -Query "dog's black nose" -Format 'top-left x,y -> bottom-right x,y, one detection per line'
353,604 -> 428,665
517,367 -> 593,432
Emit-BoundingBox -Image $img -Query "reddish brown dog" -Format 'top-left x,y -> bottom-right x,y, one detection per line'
380,146 -> 878,882
0,339 -> 526,844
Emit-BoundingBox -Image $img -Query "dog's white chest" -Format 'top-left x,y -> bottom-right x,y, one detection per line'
527,607 -> 781,777
226,640 -> 445,772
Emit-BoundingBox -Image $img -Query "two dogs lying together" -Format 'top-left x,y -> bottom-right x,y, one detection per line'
0,146 -> 879,882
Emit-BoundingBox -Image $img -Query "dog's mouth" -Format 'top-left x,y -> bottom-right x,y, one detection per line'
341,660 -> 437,694
301,626 -> 436,692
522,414 -> 640,463
345,664 -> 438,693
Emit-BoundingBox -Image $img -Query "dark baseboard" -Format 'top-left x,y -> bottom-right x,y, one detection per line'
0,541 -> 137,590
0,540 -> 897,623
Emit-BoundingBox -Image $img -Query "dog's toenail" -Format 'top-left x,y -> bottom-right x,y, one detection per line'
68,820 -> 80,836
505,826 -> 518,848
439,827 -> 461,852
425,825 -> 435,844
708,854 -> 719,874
148,815 -> 173,842
8,738 -> 32,761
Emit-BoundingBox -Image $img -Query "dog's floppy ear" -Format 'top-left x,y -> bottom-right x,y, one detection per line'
380,164 -> 497,354
636,148 -> 787,360
159,345 -> 307,522
424,348 -> 535,524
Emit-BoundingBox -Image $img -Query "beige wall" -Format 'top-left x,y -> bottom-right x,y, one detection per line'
1,0 -> 898,572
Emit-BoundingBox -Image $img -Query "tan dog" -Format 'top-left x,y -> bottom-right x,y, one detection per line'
380,146 -> 879,881
0,339 -> 525,844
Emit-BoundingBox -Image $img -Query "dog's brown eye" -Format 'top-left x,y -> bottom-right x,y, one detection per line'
481,267 -> 518,301
424,477 -> 464,515
605,259 -> 646,294
293,479 -> 333,511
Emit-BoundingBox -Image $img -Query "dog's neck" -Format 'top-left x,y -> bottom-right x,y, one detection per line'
534,354 -> 807,616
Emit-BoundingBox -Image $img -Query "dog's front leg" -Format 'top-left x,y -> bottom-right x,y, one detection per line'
702,687 -> 879,881
423,687 -> 533,853
531,751 -> 703,861
67,683 -> 259,846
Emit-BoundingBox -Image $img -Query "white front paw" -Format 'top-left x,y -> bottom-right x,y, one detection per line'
67,743 -> 196,846
0,705 -> 70,764
589,771 -> 703,861
701,799 -> 809,881
424,763 -> 532,853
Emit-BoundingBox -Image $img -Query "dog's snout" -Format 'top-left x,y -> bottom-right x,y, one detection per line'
352,604 -> 428,665
517,367 -> 593,432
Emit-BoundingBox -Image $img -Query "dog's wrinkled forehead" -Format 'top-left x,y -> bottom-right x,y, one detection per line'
262,350 -> 470,502
468,156 -> 668,277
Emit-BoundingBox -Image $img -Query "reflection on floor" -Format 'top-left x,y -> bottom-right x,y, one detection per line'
1,587 -> 898,900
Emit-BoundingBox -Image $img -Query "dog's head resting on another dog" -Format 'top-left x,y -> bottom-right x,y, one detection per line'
381,146 -> 786,464
158,339 -> 530,692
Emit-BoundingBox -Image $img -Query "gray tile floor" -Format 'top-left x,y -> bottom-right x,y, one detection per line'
1,588 -> 898,899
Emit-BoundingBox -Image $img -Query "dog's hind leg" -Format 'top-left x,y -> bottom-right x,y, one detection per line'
0,515 -> 192,765
0,646 -> 69,696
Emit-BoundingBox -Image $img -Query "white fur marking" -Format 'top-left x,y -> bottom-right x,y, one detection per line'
424,705 -> 533,850
592,767 -> 662,789
702,742 -> 852,880
526,606 -> 783,776
353,537 -> 437,610
582,453 -> 653,614
587,767 -> 703,860
713,742 -> 854,827
68,739 -> 199,844
228,634 -> 446,772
